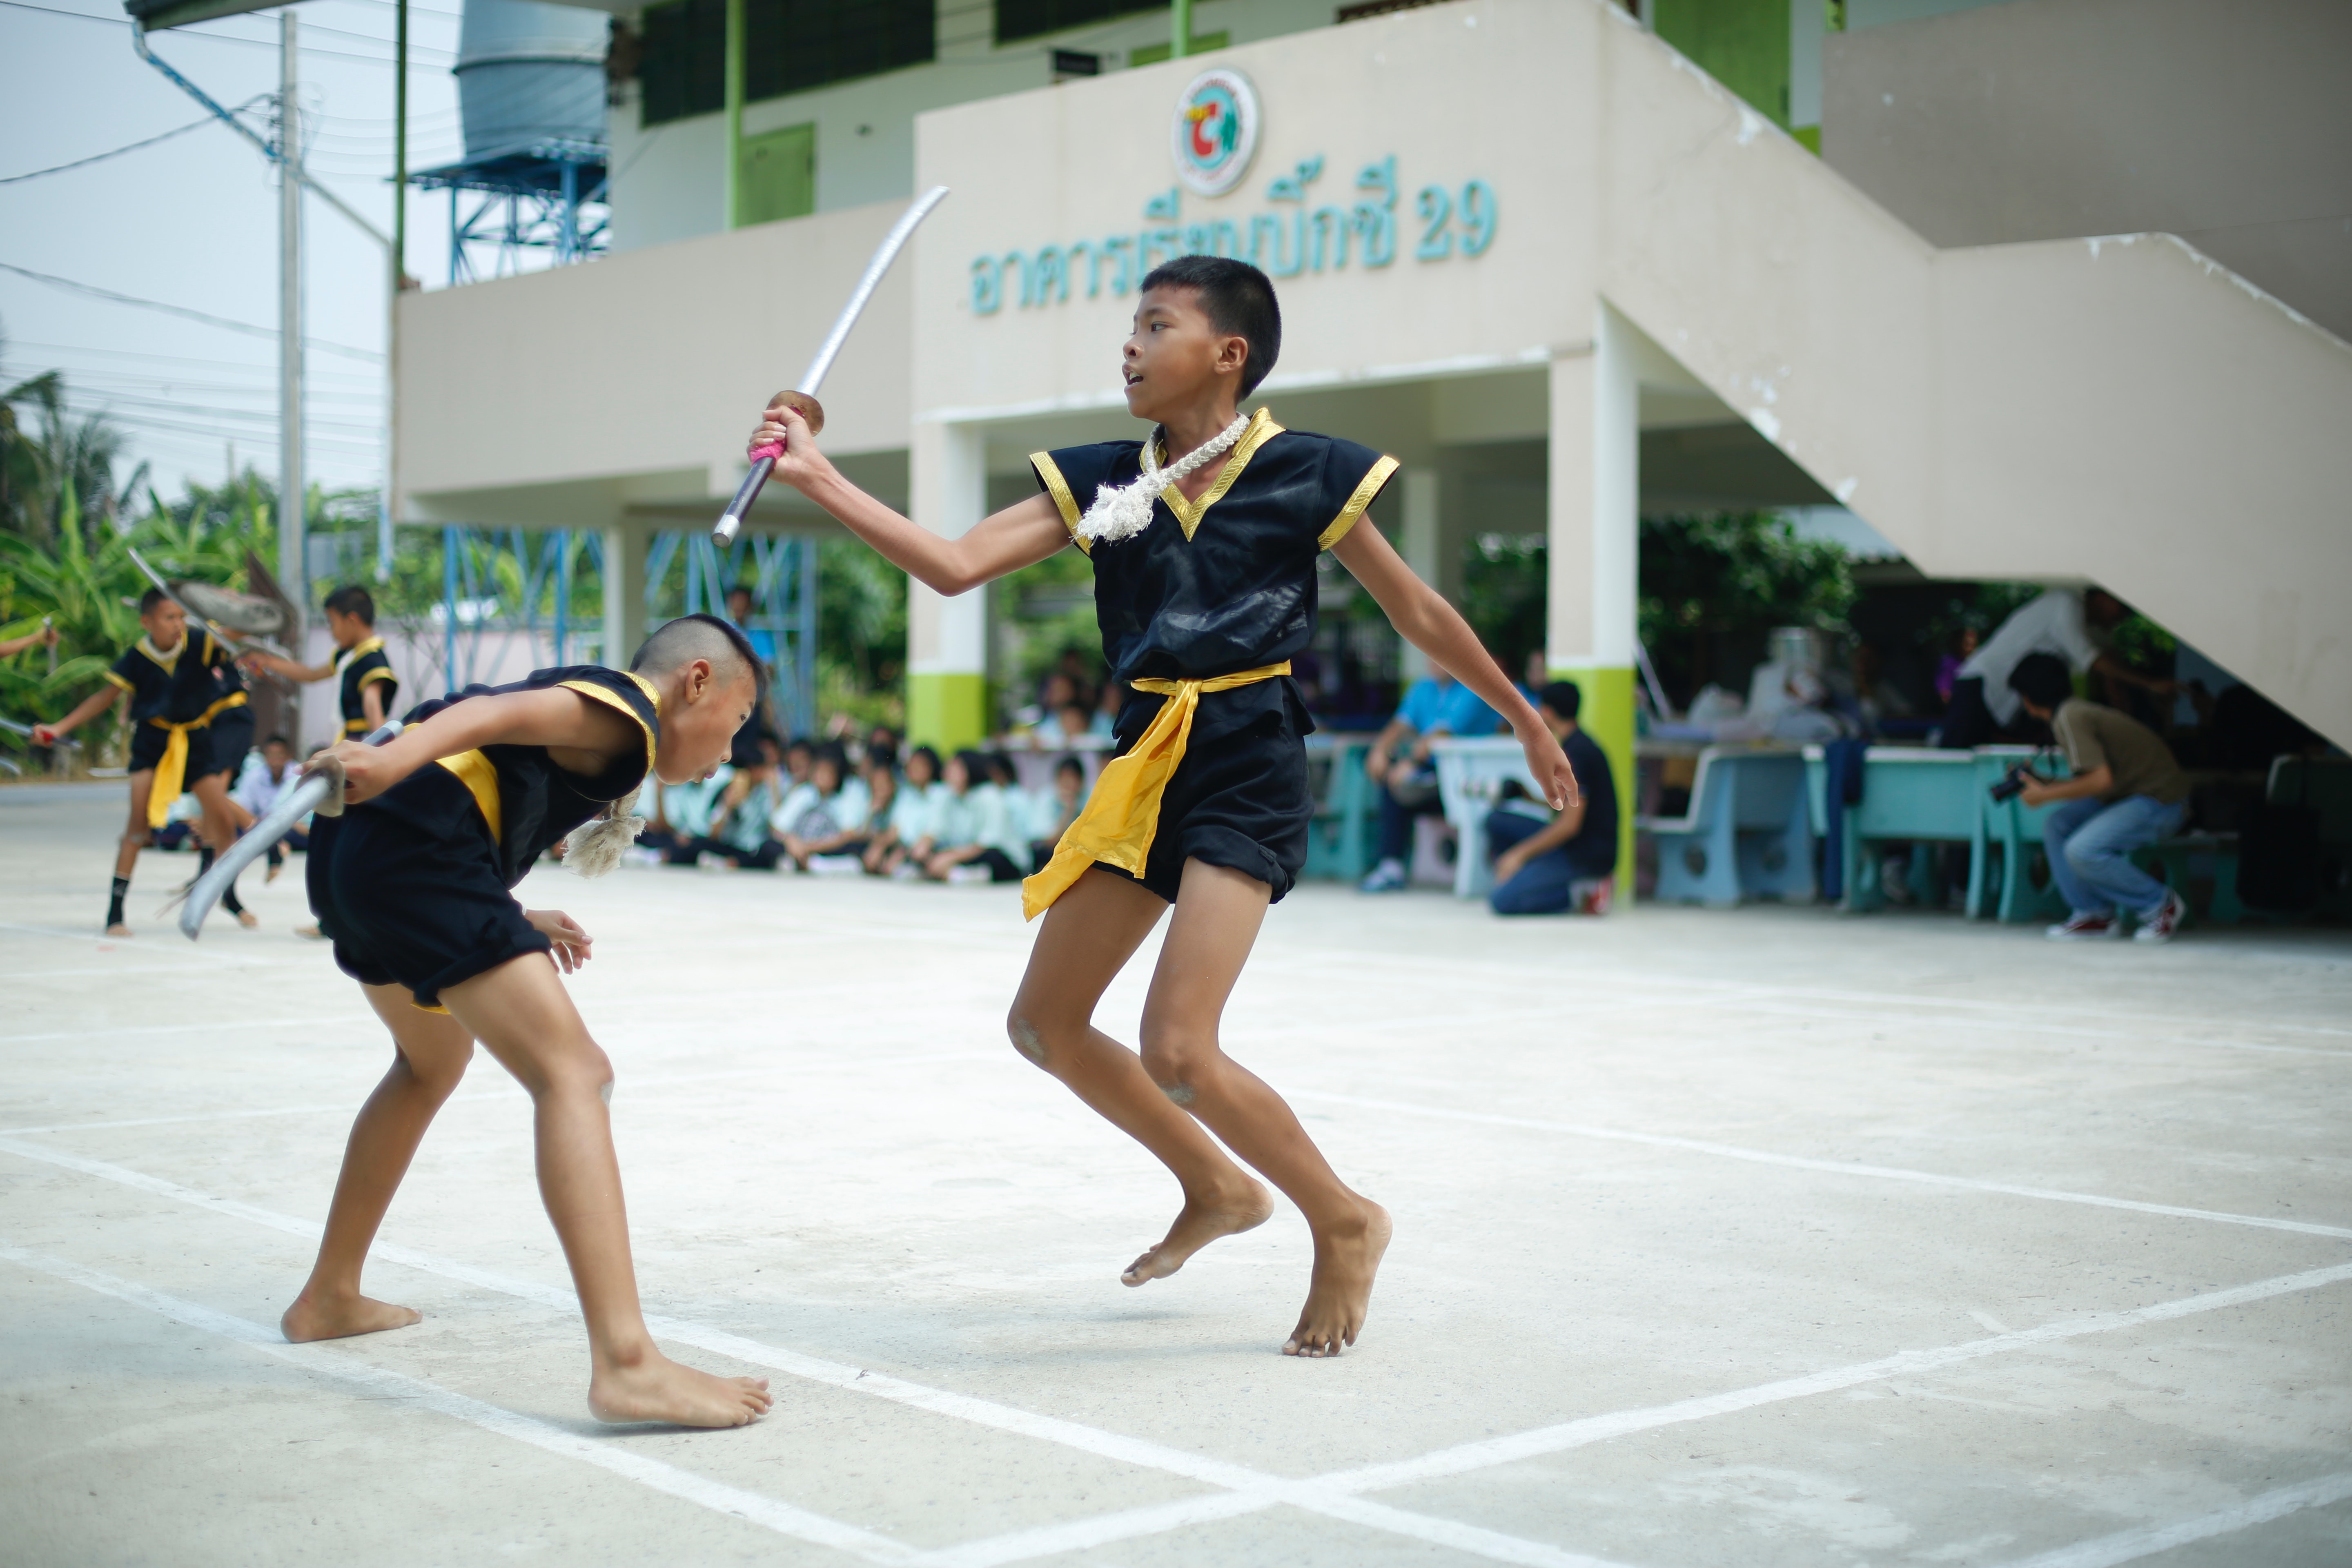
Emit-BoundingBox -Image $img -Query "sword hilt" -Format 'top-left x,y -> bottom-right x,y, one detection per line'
715,390 -> 825,544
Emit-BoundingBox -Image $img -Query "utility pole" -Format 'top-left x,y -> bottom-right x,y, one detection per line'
278,7 -> 306,687
380,0 -> 406,582
1172,0 -> 1191,58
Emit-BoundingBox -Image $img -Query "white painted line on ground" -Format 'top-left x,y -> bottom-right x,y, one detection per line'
1292,1089 -> 2352,1241
6,1136 -> 2346,1568
1323,1261 -> 2352,1494
1993,1472 -> 2352,1568
0,1239 -> 928,1566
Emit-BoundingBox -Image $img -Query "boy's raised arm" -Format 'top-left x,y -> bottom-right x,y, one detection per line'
1332,514 -> 1579,813
314,687 -> 641,805
752,403 -> 1068,595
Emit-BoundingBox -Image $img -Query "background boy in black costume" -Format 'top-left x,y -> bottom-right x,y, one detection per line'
34,588 -> 256,934
748,256 -> 1574,1357
241,583 -> 400,736
283,613 -> 772,1428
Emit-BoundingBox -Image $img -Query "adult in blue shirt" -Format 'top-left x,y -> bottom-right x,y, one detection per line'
1359,659 -> 1501,892
1484,682 -> 1619,914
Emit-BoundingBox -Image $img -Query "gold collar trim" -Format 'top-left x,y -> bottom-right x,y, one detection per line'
1156,407 -> 1284,540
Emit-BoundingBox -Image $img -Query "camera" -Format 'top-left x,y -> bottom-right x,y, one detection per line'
1987,764 -> 2037,804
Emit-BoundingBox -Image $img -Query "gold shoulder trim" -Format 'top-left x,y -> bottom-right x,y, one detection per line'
102,670 -> 136,692
135,636 -> 180,673
561,675 -> 659,775
436,748 -> 503,842
1029,451 -> 1088,555
1319,454 -> 1400,551
1161,407 -> 1285,541
356,665 -> 398,687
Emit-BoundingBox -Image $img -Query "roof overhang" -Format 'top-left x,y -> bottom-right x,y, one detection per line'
124,0 -> 294,31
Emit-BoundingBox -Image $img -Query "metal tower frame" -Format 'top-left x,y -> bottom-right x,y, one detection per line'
411,138 -> 609,285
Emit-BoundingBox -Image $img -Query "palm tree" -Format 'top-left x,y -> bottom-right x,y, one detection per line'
0,320 -> 140,550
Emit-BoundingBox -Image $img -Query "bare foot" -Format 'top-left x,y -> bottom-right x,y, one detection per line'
1123,1180 -> 1274,1287
104,922 -> 132,938
1283,1200 -> 1392,1358
588,1352 -> 771,1428
236,909 -> 260,929
282,1291 -> 422,1342
294,923 -> 324,940
265,861 -> 282,884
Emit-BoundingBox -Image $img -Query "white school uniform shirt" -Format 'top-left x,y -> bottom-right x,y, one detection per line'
886,780 -> 939,842
770,778 -> 869,840
1958,588 -> 2104,726
1026,784 -> 1077,843
234,755 -> 303,817
657,766 -> 732,838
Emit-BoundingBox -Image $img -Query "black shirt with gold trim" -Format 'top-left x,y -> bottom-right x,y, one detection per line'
335,635 -> 399,734
103,631 -> 241,725
1029,408 -> 1397,745
363,665 -> 661,889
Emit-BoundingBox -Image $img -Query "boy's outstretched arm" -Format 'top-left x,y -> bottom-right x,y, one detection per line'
751,403 -> 1067,595
308,688 -> 641,806
32,683 -> 121,742
241,650 -> 341,684
1332,517 -> 1579,813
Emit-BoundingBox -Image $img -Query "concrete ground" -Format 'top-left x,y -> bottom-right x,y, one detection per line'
2,780 -> 2349,1568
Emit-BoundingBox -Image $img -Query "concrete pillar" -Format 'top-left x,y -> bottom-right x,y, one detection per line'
1546,301 -> 1640,895
907,420 -> 989,751
602,516 -> 650,668
1397,466 -> 1442,681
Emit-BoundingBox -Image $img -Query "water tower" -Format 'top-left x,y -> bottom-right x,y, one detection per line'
412,0 -> 611,283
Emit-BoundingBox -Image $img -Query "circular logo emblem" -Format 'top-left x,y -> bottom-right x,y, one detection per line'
1171,67 -> 1258,197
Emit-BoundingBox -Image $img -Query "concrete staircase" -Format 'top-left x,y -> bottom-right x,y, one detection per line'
1595,10 -> 2352,748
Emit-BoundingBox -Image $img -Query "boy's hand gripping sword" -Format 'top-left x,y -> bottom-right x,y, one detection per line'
714,185 -> 949,545
178,720 -> 402,940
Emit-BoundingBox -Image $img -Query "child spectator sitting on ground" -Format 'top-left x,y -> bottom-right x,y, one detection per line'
699,739 -> 787,870
234,733 -> 309,880
1027,755 -> 1088,873
871,744 -> 946,877
922,750 -> 1028,883
773,743 -> 871,870
641,757 -> 735,864
851,756 -> 897,866
780,736 -> 815,791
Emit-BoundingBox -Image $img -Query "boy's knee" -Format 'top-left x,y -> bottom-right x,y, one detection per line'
1006,1009 -> 1051,1068
1138,1025 -> 1211,1105
536,1038 -> 614,1101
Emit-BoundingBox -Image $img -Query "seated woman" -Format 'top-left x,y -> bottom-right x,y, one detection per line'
869,744 -> 946,877
773,743 -> 871,870
1027,755 -> 1087,873
921,751 -> 1027,884
697,741 -> 788,871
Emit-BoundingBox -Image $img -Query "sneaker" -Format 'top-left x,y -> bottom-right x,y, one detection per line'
1571,875 -> 1614,916
2045,910 -> 2121,940
2133,889 -> 2187,943
1359,859 -> 1409,893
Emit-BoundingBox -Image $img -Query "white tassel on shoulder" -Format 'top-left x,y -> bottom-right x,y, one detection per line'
1074,411 -> 1251,546
563,786 -> 646,878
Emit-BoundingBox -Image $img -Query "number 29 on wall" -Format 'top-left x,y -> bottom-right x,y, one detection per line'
1415,180 -> 1498,261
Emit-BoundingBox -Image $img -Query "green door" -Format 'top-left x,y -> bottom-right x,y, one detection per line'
738,122 -> 815,227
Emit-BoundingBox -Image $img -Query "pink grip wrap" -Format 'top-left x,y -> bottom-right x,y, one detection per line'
750,441 -> 785,462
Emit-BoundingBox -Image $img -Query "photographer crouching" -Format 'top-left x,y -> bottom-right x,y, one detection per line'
2005,653 -> 2191,943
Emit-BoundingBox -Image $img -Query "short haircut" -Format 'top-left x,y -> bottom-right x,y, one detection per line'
138,587 -> 170,614
814,742 -> 849,773
1539,681 -> 1582,721
630,612 -> 760,690
1138,255 -> 1282,397
2007,653 -> 2075,711
321,584 -> 376,626
907,744 -> 942,780
1055,755 -> 1085,780
263,733 -> 292,749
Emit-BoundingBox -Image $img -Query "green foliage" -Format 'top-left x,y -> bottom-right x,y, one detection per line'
994,546 -> 1100,722
1460,531 -> 1549,679
1639,512 -> 1855,701
815,535 -> 907,700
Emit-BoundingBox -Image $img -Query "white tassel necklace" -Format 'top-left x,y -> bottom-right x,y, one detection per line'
1075,411 -> 1251,546
562,786 -> 647,878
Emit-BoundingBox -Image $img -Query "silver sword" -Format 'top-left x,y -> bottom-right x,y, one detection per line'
714,185 -> 950,545
125,546 -> 296,660
178,720 -> 403,940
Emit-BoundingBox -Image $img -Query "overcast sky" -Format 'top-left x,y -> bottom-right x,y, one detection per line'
1,0 -> 476,506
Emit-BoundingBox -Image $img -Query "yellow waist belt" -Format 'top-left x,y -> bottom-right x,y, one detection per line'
145,691 -> 247,827
1020,661 -> 1289,920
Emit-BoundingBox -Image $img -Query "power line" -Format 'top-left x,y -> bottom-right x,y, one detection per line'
0,113 -> 229,185
0,261 -> 385,364
3,339 -> 385,379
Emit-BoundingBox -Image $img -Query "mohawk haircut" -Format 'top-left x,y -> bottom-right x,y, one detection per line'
1138,254 -> 1282,396
630,612 -> 762,690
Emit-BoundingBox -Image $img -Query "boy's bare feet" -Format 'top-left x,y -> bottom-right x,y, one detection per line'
588,1352 -> 772,1428
1122,1179 -> 1274,1286
1283,1200 -> 1392,1358
282,1291 -> 423,1342
104,922 -> 132,938
236,909 -> 261,929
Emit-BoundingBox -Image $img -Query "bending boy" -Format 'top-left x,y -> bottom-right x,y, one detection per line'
749,256 -> 1574,1356
284,613 -> 772,1427
35,588 -> 256,934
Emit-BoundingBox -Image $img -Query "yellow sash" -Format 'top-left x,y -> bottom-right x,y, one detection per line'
1020,662 -> 1290,920
146,691 -> 247,827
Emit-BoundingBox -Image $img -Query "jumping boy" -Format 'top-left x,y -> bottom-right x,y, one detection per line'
748,256 -> 1576,1356
284,613 -> 772,1427
35,588 -> 257,934
241,583 -> 400,737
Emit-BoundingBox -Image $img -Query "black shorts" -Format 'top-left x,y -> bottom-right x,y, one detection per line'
206,707 -> 253,780
127,720 -> 220,779
1096,706 -> 1312,905
306,782 -> 550,1010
